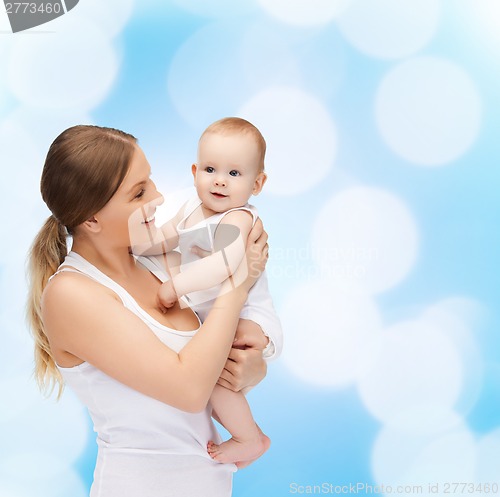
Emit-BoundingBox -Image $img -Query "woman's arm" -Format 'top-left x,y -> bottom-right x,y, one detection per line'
42,222 -> 268,413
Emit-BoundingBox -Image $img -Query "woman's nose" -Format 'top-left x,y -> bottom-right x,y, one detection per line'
157,193 -> 165,206
150,191 -> 164,207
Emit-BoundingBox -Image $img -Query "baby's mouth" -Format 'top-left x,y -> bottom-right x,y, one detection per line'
211,192 -> 227,198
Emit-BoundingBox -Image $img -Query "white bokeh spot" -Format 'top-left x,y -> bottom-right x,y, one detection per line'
167,22 -> 250,129
372,415 -> 476,489
2,106 -> 92,157
65,0 -> 135,38
256,0 -> 351,27
8,17 -> 119,111
471,0 -> 500,49
421,297 -> 485,416
0,118 -> 49,268
336,0 -> 440,59
239,22 -> 302,93
375,56 -> 482,166
0,314 -> 33,377
170,0 -> 254,18
281,280 -> 382,387
357,320 -> 463,425
476,428 -> 500,482
0,23 -> 13,112
311,187 -> 419,294
238,86 -> 337,195
0,6 -> 11,32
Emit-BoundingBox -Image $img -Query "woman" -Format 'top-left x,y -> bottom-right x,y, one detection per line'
26,125 -> 274,497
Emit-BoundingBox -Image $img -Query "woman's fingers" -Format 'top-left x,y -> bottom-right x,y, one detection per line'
247,217 -> 264,244
263,242 -> 269,258
247,239 -> 268,281
216,377 -> 239,392
218,364 -> 235,381
217,364 -> 241,392
216,347 -> 267,392
217,354 -> 245,392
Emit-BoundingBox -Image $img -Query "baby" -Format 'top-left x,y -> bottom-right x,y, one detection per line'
155,117 -> 282,467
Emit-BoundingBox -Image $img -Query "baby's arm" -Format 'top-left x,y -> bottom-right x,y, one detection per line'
166,210 -> 254,300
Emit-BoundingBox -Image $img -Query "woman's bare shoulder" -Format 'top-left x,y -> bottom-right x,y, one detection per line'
41,270 -> 120,320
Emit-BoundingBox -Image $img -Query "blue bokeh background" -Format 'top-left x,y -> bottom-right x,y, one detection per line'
1,1 -> 499,496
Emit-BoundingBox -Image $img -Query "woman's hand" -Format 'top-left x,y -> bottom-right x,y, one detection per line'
239,218 -> 269,293
213,217 -> 268,302
217,319 -> 269,392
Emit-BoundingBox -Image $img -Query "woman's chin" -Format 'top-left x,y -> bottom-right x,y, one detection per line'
129,226 -> 165,255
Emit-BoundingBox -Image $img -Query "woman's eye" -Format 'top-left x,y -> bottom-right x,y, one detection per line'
135,189 -> 146,199
206,167 -> 215,173
229,170 -> 240,177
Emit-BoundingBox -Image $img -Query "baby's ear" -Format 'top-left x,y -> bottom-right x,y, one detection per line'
252,172 -> 267,195
191,164 -> 197,183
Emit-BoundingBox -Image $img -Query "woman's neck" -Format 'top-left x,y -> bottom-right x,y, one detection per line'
71,238 -> 137,279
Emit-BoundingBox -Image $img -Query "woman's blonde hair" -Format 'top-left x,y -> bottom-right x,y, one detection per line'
27,125 -> 137,397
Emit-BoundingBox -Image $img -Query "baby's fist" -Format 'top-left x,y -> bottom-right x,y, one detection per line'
158,280 -> 178,312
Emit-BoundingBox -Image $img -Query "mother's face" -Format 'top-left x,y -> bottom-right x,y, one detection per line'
89,145 -> 165,250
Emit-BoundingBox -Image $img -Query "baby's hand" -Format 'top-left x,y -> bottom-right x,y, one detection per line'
158,280 -> 178,312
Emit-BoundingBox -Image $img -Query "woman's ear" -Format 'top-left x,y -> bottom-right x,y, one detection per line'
82,216 -> 101,233
252,172 -> 267,196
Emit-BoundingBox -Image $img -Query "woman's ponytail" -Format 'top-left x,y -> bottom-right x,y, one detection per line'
26,125 -> 137,398
27,215 -> 68,397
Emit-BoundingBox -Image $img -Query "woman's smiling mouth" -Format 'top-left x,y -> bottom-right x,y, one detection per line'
142,214 -> 155,224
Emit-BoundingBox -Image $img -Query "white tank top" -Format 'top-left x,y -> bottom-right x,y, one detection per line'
53,251 -> 235,497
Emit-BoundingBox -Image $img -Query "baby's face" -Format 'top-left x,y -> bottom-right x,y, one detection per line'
193,132 -> 265,213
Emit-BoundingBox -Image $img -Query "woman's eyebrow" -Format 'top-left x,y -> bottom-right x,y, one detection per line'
126,168 -> 152,194
127,179 -> 147,194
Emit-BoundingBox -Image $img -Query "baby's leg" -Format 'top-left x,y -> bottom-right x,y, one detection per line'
208,384 -> 270,468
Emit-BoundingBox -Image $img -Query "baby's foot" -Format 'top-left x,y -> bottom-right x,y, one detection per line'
207,430 -> 270,468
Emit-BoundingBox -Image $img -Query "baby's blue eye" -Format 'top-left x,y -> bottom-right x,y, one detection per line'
206,166 -> 215,173
229,170 -> 240,177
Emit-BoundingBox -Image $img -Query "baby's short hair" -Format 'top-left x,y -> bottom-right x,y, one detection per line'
200,117 -> 266,172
